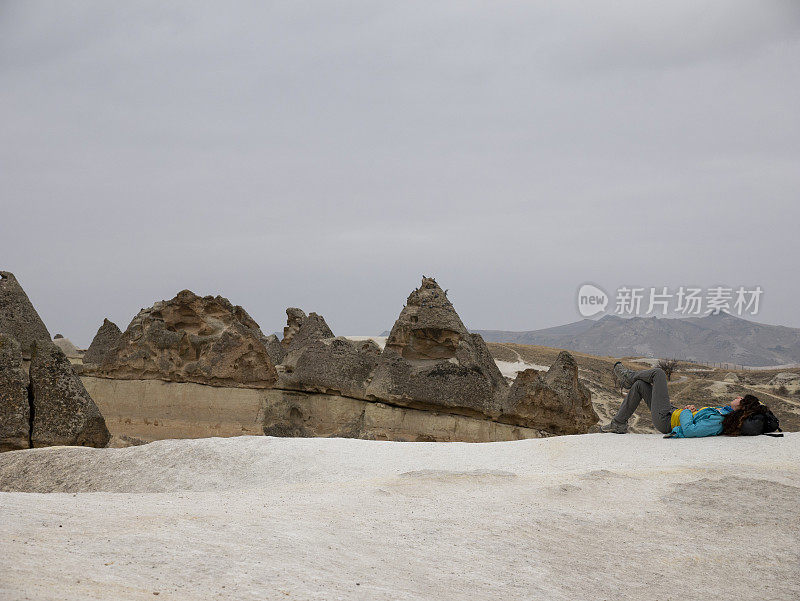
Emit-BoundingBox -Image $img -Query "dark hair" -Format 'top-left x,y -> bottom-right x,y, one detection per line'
721,394 -> 763,436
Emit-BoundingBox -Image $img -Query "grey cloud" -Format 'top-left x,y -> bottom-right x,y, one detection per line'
1,1 -> 799,347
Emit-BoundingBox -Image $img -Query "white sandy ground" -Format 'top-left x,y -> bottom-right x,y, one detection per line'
1,434 -> 799,601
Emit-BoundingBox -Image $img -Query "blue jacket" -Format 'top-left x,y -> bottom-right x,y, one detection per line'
670,406 -> 733,438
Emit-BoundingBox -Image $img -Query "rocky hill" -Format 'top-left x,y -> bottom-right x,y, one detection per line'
475,312 -> 800,367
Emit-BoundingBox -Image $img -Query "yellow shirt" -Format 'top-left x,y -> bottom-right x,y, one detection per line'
670,407 -> 711,429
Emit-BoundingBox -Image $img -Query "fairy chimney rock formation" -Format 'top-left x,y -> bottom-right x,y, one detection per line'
84,318 -> 123,365
0,271 -> 111,451
365,277 -> 507,416
29,341 -> 111,448
90,290 -> 278,388
0,271 -> 51,359
284,312 -> 335,353
384,277 -> 466,360
503,351 -> 598,435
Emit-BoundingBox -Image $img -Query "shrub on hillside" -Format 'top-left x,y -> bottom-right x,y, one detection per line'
657,359 -> 678,381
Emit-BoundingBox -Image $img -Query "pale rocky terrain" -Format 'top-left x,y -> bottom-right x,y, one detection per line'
1,433 -> 798,600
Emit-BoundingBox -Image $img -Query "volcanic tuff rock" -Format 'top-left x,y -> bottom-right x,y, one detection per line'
262,279 -> 516,440
53,336 -> 82,359
502,351 -> 598,435
0,271 -> 110,451
260,278 -> 597,439
284,311 -> 335,353
365,277 -> 508,416
260,389 -> 543,442
89,290 -> 277,388
280,337 -> 382,398
0,334 -> 30,451
76,277 -> 595,443
84,318 -> 122,365
0,271 -> 51,359
262,334 -> 286,366
29,341 -> 110,448
282,308 -> 307,348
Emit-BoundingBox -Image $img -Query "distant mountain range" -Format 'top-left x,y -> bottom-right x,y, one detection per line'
471,313 -> 800,367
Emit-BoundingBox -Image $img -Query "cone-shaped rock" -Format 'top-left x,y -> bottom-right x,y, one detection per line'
284,312 -> 334,353
0,334 -> 30,451
52,336 -> 82,359
384,277 -> 468,360
29,341 -> 110,448
366,277 -> 507,415
502,351 -> 598,434
0,271 -> 51,359
89,290 -> 277,388
84,318 -> 123,365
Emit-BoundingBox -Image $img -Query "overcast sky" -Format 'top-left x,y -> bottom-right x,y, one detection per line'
2,1 -> 800,346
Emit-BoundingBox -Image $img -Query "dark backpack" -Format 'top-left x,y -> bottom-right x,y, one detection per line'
740,406 -> 783,437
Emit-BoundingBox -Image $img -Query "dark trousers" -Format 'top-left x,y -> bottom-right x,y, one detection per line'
613,367 -> 676,434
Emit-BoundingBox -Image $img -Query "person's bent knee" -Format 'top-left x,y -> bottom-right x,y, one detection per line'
651,368 -> 668,383
655,422 -> 672,435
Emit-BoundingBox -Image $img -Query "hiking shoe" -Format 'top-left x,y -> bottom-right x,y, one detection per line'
599,421 -> 629,434
613,361 -> 636,389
